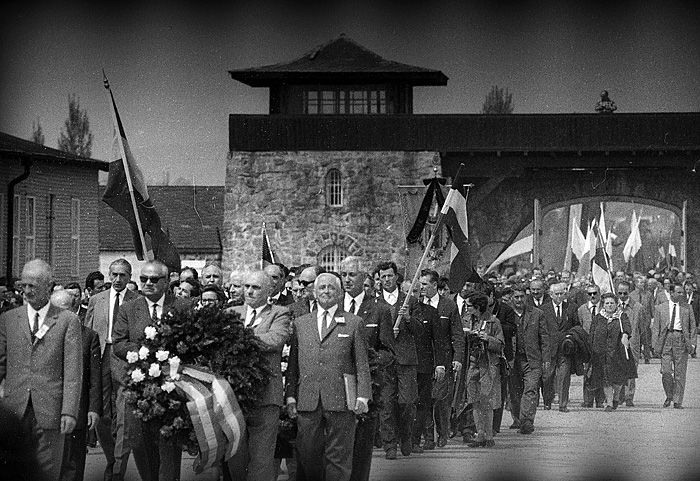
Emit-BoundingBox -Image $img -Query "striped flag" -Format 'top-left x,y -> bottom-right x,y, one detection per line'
261,222 -> 276,269
591,223 -> 615,294
101,72 -> 180,272
441,166 -> 480,292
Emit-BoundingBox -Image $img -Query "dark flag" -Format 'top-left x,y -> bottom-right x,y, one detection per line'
406,176 -> 446,244
102,72 -> 180,272
441,165 -> 481,292
261,222 -> 277,269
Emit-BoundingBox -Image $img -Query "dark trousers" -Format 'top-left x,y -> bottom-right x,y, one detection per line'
640,327 -> 652,361
555,355 -> 573,409
96,345 -> 118,481
661,331 -> 689,405
141,421 -> 183,481
113,386 -> 151,481
227,405 -> 279,481
541,365 -> 555,406
378,362 -> 417,451
514,358 -> 541,427
492,374 -> 508,432
295,402 -> 356,481
350,415 -> 378,481
432,371 -> 452,441
20,401 -> 67,481
411,372 -> 433,445
61,428 -> 87,481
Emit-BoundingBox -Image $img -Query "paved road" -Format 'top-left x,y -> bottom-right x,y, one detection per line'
83,357 -> 700,481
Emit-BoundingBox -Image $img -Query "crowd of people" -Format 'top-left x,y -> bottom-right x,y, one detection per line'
0,257 -> 698,481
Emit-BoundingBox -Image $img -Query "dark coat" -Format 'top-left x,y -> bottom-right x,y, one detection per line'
490,300 -> 517,361
560,325 -> 591,376
589,313 -> 637,388
76,325 -> 102,429
513,305 -> 550,369
414,303 -> 439,374
376,291 -> 423,366
540,300 -> 579,362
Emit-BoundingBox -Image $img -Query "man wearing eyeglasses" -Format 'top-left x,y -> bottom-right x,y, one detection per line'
576,284 -> 604,407
112,260 -> 191,481
85,258 -> 143,481
616,280 -> 646,407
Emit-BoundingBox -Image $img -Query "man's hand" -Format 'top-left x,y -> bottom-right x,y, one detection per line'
286,402 -> 298,419
87,412 -> 99,430
61,415 -> 76,434
397,305 -> 409,318
434,365 -> 446,382
354,398 -> 369,415
451,361 -> 462,373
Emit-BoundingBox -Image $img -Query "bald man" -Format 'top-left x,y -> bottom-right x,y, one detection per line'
227,270 -> 291,481
0,259 -> 83,480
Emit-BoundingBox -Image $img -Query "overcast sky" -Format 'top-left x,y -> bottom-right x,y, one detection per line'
1,0 -> 699,186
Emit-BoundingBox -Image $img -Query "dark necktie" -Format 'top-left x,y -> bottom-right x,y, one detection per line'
31,312 -> 39,338
591,305 -> 596,317
462,300 -> 468,317
247,309 -> 256,328
309,300 -> 316,313
112,292 -> 120,326
670,304 -> 676,330
556,305 -> 561,319
321,311 -> 329,339
350,299 -> 356,315
152,304 -> 159,323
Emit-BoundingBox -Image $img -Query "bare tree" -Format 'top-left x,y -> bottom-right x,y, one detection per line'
31,117 -> 45,145
58,94 -> 93,157
480,86 -> 514,114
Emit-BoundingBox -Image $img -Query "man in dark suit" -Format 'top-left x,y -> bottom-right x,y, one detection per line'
417,269 -> 464,448
540,282 -> 579,412
85,258 -> 144,481
526,279 -> 550,309
0,259 -> 83,480
286,273 -> 371,481
228,270 -> 291,481
52,289 -> 102,481
630,275 -> 654,363
375,261 -> 423,459
509,284 -> 550,434
683,281 -> 699,358
655,283 -> 695,408
340,257 -> 394,481
288,266 -> 325,321
265,263 -> 294,307
560,270 -> 588,308
113,260 -> 191,481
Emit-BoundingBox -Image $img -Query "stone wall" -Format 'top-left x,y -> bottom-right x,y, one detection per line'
223,150 -> 439,273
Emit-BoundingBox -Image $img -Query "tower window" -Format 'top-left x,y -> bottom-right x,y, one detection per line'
325,169 -> 343,207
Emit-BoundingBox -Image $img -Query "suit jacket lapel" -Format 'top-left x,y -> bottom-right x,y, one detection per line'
18,308 -> 32,344
320,309 -> 345,343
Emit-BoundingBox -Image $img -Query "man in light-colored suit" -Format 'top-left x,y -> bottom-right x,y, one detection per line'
228,270 -> 291,481
0,259 -> 83,480
655,283 -> 695,409
84,258 -> 143,481
113,260 -> 192,481
286,273 -> 371,481
617,281 -> 646,407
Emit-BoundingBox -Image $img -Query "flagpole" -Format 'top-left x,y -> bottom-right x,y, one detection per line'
261,222 -> 265,270
393,164 -> 466,336
103,71 -> 151,261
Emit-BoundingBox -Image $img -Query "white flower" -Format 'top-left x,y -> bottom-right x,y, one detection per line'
144,326 -> 157,340
282,345 -> 290,357
171,373 -> 181,381
126,351 -> 139,364
138,346 -> 149,360
148,363 -> 162,378
155,350 -> 170,362
131,369 -> 145,383
169,356 -> 181,366
161,381 -> 176,393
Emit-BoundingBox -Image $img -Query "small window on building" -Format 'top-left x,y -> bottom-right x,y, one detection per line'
71,198 -> 80,277
325,169 -> 343,207
305,91 -> 319,114
25,196 -> 36,260
318,243 -> 348,273
322,91 -> 337,114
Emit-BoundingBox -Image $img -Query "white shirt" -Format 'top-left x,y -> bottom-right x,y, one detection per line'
588,302 -> 599,317
108,287 -> 125,343
456,294 -> 468,316
383,288 -> 399,306
344,291 -> 365,315
146,294 -> 166,321
318,304 -> 338,340
669,302 -> 682,330
245,304 -> 267,328
424,293 -> 440,308
27,302 -> 50,331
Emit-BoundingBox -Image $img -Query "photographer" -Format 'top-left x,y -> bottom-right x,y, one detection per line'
464,292 -> 504,448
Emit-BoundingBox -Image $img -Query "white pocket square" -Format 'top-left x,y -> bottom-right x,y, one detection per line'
338,333 -> 350,338
365,323 -> 378,328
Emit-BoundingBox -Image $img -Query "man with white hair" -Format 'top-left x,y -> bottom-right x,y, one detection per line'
201,263 -> 223,286
227,269 -> 246,307
0,259 -> 83,479
286,273 -> 371,481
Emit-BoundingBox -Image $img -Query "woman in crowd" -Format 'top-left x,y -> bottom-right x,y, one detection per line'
464,291 -> 504,448
589,292 -> 634,412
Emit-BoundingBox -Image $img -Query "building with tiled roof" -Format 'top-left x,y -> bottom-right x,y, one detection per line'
99,185 -> 224,274
1,131 -> 108,282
